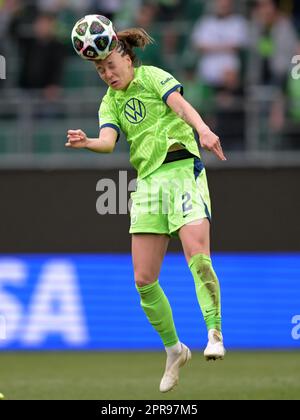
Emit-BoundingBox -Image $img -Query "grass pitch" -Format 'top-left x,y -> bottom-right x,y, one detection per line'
0,351 -> 299,400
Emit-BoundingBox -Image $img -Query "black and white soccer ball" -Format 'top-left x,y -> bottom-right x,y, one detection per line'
71,15 -> 118,61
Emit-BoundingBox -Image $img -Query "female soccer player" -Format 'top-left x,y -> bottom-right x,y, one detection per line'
66,28 -> 226,393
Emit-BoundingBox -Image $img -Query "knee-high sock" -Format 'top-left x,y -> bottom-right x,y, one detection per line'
189,253 -> 222,332
136,280 -> 179,347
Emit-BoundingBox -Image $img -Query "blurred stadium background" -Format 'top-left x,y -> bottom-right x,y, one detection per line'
0,0 -> 300,400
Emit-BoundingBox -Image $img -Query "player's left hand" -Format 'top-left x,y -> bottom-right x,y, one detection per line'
199,129 -> 227,161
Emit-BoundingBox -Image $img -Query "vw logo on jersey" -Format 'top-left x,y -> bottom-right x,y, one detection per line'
124,98 -> 146,124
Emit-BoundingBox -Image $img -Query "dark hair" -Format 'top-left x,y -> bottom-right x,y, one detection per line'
115,28 -> 154,64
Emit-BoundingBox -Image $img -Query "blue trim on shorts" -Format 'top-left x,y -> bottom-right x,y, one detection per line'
162,84 -> 184,103
100,123 -> 120,142
193,157 -> 210,221
204,202 -> 211,222
193,157 -> 204,180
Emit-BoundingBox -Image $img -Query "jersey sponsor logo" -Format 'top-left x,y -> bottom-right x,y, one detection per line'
124,98 -> 146,124
160,77 -> 173,85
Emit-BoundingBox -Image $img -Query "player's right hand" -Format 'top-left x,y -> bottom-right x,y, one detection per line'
66,129 -> 88,148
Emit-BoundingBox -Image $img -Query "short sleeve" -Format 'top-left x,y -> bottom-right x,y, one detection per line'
146,66 -> 183,103
98,94 -> 121,142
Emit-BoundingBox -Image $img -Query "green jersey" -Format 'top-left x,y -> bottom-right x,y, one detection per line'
99,65 -> 202,179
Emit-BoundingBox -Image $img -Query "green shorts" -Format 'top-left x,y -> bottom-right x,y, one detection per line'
129,157 -> 211,237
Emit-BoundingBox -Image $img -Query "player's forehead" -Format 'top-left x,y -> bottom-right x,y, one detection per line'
95,50 -> 121,69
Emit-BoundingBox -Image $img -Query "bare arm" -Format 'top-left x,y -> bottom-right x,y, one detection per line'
166,91 -> 226,161
66,127 -> 118,153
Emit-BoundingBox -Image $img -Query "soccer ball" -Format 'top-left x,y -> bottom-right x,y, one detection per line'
71,15 -> 118,61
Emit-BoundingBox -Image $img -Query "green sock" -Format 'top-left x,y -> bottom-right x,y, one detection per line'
136,280 -> 179,347
188,253 -> 222,332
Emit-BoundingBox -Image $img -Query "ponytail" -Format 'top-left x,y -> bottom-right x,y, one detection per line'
115,28 -> 154,64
